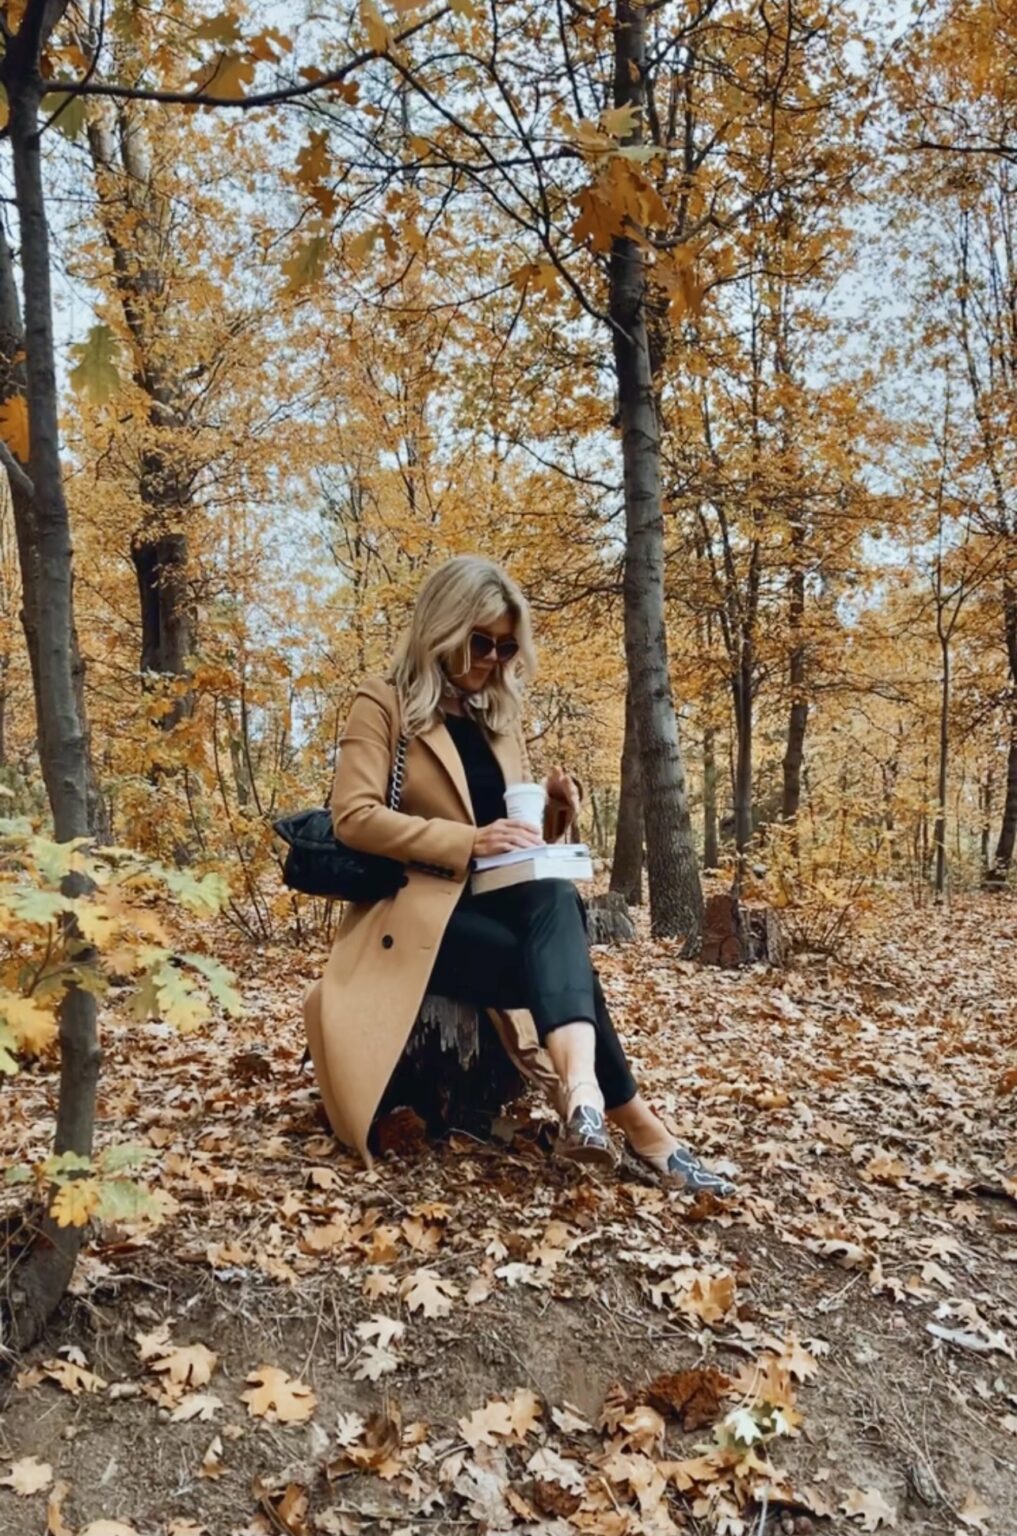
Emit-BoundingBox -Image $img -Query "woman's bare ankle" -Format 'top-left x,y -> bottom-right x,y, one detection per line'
564,1078 -> 605,1117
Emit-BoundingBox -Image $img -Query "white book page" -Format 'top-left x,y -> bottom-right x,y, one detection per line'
473,843 -> 590,872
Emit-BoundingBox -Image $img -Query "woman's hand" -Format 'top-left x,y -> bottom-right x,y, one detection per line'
473,819 -> 544,858
546,764 -> 581,825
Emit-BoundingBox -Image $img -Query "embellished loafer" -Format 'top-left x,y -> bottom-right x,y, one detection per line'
558,1102 -> 617,1169
623,1140 -> 736,1197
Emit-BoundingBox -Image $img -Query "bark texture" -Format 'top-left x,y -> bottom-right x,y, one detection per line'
1,10 -> 101,1346
610,686 -> 644,905
991,577 -> 1017,876
87,104 -> 196,723
611,0 -> 703,945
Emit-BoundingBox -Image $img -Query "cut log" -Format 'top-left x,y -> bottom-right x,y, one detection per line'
586,891 -> 636,945
370,894 -> 634,1149
699,892 -> 785,968
372,995 -> 524,1149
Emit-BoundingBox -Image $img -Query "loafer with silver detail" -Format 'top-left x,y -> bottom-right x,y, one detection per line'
622,1140 -> 736,1197
558,1102 -> 617,1169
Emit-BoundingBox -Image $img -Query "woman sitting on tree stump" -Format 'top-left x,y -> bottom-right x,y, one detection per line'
302,555 -> 734,1196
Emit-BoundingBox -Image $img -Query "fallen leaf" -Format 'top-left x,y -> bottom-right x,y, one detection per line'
645,1367 -> 728,1430
507,1387 -> 542,1439
927,1323 -> 1012,1356
1,1456 -> 53,1494
526,1445 -> 586,1493
241,1366 -> 317,1423
80,1524 -> 142,1536
199,1436 -> 224,1480
150,1343 -> 219,1390
400,1267 -> 458,1318
42,1357 -> 107,1396
551,1403 -> 593,1434
354,1344 -> 399,1381
170,1392 -> 223,1422
459,1398 -> 515,1448
355,1314 -> 404,1349
840,1486 -> 897,1530
335,1411 -> 367,1446
47,1479 -> 73,1536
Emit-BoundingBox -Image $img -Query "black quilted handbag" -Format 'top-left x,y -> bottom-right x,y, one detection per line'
272,735 -> 409,902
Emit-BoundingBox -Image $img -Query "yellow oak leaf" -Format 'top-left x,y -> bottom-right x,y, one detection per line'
241,1365 -> 317,1423
196,51 -> 254,99
0,991 -> 57,1053
0,1456 -> 53,1495
282,234 -> 328,295
50,1178 -> 102,1228
0,394 -> 30,462
600,102 -> 641,138
296,129 -> 331,188
360,0 -> 391,52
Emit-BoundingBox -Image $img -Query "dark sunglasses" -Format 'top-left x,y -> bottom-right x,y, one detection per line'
469,629 -> 520,663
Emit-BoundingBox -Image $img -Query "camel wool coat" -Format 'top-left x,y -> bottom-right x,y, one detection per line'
303,676 -> 566,1164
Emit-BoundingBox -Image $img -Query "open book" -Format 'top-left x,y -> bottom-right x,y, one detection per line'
471,842 -> 594,895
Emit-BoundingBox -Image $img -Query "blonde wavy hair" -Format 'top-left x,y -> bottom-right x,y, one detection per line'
389,556 -> 537,737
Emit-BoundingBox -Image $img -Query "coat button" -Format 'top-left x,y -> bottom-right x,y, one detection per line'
382,934 -> 394,949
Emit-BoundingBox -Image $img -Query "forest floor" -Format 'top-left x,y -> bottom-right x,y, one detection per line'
1,889 -> 1015,1536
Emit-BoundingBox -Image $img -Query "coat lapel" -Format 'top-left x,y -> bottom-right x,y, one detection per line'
417,716 -> 525,825
418,719 -> 475,823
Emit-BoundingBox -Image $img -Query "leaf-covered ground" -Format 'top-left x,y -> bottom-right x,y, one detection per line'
1,892 -> 1016,1536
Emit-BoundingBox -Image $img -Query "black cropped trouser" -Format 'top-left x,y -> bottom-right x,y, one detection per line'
426,877 -> 638,1111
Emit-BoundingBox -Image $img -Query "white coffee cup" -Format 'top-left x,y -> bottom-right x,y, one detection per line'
504,781 -> 546,830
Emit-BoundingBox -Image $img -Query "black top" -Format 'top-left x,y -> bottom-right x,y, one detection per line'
443,712 -> 506,829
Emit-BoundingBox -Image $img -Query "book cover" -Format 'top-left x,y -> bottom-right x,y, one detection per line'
470,844 -> 594,895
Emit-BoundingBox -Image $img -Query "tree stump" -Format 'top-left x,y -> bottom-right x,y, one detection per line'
699,892 -> 785,968
370,893 -> 635,1151
586,890 -> 636,945
371,995 -> 525,1149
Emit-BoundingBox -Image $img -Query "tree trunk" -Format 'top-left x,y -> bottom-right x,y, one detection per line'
991,716 -> 1017,878
979,761 -> 992,872
991,576 -> 1017,876
1,26 -> 101,1346
703,724 -> 719,870
374,998 -> 525,1149
610,686 -> 644,905
88,108 -> 196,729
610,0 -> 702,946
732,652 -> 753,857
0,235 -> 107,841
934,634 -> 949,899
781,558 -> 808,832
